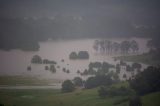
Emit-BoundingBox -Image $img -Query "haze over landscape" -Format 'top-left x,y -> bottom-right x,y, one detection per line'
0,1 -> 160,106
0,0 -> 160,51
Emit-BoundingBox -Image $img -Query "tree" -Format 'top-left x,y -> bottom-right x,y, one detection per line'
66,69 -> 70,74
27,66 -> 31,71
77,70 -> 81,74
82,69 -> 88,75
113,73 -> 120,82
120,41 -> 130,55
130,40 -> 139,54
43,59 -> 49,64
93,40 -> 99,53
99,40 -> 105,53
101,62 -> 114,73
31,55 -> 42,64
78,51 -> 89,59
50,65 -> 56,73
112,42 -> 120,54
132,63 -> 142,72
89,62 -> 102,69
123,74 -> 127,79
69,52 -> 78,59
73,77 -> 83,87
126,65 -> 133,72
61,80 -> 75,93
62,68 -> 66,72
116,64 -> 121,73
45,66 -> 49,70
104,40 -> 112,54
129,66 -> 160,95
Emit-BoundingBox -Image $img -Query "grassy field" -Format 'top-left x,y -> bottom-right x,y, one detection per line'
142,92 -> 160,106
114,53 -> 160,65
0,88 -> 160,106
0,80 -> 159,106
0,76 -> 159,106
0,88 -> 129,106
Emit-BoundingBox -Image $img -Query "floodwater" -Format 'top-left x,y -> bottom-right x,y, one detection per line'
0,37 -> 149,81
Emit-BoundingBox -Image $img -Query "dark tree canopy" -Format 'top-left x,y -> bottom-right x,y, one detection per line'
69,52 -> 78,59
129,66 -> 160,95
78,51 -> 89,59
50,65 -> 56,73
31,55 -> 42,64
85,75 -> 112,89
73,77 -> 83,87
61,80 -> 75,93
132,63 -> 142,71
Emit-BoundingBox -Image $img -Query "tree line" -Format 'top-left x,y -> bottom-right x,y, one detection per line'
93,40 -> 139,55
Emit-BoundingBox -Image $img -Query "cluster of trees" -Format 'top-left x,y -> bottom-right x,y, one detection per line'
129,66 -> 160,95
69,51 -> 89,59
85,75 -> 113,89
49,65 -> 56,73
29,55 -> 57,73
61,77 -> 83,93
62,68 -> 70,74
116,61 -> 142,73
62,74 -> 116,92
93,40 -> 139,55
115,61 -> 142,80
31,55 -> 56,64
79,62 -> 115,76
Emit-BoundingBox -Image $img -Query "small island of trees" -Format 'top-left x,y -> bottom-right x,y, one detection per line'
69,51 -> 89,60
31,55 -> 56,64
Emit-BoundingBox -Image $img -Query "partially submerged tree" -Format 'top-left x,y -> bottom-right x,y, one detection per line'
50,65 -> 56,73
130,40 -> 139,54
78,51 -> 89,59
69,52 -> 78,59
27,66 -> 31,71
31,55 -> 42,64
